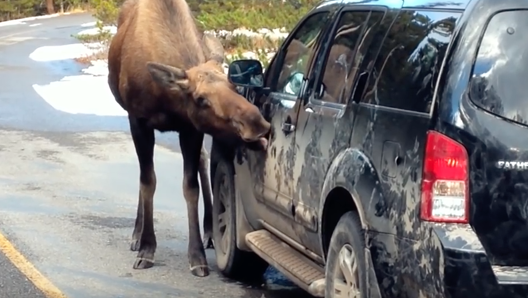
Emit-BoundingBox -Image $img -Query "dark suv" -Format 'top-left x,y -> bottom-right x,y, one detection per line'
210,0 -> 528,297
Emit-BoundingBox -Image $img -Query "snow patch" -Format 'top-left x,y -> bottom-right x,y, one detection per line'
82,60 -> 108,76
81,21 -> 97,27
77,26 -> 117,36
0,13 -> 61,27
32,74 -> 126,116
0,20 -> 25,28
30,43 -> 125,116
206,27 -> 289,40
29,43 -> 104,62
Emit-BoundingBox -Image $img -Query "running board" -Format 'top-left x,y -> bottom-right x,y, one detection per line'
246,230 -> 325,297
492,265 -> 528,285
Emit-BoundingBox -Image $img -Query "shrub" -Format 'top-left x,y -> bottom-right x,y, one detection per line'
196,0 -> 319,32
89,0 -> 121,26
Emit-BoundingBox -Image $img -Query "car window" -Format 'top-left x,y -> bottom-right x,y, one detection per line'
470,11 -> 528,126
272,12 -> 330,97
361,10 -> 460,113
317,10 -> 384,104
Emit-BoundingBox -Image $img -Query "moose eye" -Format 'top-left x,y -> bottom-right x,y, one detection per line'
196,97 -> 210,107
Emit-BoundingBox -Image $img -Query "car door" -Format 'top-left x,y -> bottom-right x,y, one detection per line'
243,6 -> 340,238
289,5 -> 397,254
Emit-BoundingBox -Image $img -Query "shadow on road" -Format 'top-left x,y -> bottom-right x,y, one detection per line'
218,267 -> 314,298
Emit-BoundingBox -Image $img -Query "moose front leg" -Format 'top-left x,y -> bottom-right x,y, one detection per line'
180,132 -> 209,277
129,116 -> 157,269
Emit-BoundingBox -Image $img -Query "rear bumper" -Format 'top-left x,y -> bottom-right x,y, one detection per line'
432,223 -> 528,297
369,224 -> 528,298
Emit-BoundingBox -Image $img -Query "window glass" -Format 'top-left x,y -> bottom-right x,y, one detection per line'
318,11 -> 384,104
362,10 -> 459,113
273,12 -> 330,96
470,11 -> 528,126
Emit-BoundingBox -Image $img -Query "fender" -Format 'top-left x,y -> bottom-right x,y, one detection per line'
318,148 -> 395,255
318,148 -> 386,298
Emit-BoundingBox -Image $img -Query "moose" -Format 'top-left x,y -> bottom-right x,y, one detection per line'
107,0 -> 271,277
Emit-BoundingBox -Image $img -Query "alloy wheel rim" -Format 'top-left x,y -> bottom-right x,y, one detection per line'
333,244 -> 360,298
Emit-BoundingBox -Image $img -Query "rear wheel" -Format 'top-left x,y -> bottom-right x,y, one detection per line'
325,211 -> 367,298
212,159 -> 268,280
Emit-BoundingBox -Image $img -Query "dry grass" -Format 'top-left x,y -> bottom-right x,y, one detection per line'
73,29 -> 113,65
74,47 -> 108,65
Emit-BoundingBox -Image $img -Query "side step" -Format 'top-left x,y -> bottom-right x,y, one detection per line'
245,230 -> 325,297
492,265 -> 528,285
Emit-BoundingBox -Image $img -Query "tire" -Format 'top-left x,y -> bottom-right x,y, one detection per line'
212,159 -> 268,280
325,211 -> 368,298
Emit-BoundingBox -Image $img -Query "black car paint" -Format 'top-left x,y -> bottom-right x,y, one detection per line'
217,0 -> 528,297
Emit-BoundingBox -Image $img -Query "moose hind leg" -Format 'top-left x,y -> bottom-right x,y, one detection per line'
180,132 -> 209,277
199,146 -> 214,249
129,116 -> 157,269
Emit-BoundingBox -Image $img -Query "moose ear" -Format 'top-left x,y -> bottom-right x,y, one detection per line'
147,62 -> 189,91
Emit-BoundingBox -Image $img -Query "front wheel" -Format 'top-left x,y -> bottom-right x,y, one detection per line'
212,159 -> 268,280
325,211 -> 368,298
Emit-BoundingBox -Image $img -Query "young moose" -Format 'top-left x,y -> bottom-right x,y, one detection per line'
107,0 -> 271,277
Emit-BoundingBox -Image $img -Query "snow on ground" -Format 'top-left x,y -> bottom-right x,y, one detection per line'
206,27 -> 289,40
30,23 -> 125,116
30,23 -> 287,116
29,42 -> 104,62
0,13 -> 64,27
77,25 -> 117,36
32,67 -> 126,116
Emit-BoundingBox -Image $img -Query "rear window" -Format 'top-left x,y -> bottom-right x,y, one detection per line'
470,10 -> 528,126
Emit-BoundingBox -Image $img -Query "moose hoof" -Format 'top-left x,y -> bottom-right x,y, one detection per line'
130,240 -> 140,252
133,257 -> 154,269
203,235 -> 214,249
190,265 -> 210,277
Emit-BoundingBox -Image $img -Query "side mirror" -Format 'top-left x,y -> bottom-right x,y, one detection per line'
228,59 -> 264,88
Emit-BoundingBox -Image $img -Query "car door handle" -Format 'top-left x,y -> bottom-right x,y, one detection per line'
282,122 -> 296,132
282,116 -> 296,133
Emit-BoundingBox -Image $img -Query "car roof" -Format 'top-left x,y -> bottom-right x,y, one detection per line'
318,0 -> 472,10
401,0 -> 471,10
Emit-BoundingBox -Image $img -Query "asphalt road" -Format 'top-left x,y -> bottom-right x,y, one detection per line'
0,13 -> 311,298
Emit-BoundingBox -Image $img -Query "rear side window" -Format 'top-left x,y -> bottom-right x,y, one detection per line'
361,10 -> 459,113
470,11 -> 528,126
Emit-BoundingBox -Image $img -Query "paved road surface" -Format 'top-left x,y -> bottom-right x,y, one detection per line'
0,252 -> 45,298
0,13 -> 311,298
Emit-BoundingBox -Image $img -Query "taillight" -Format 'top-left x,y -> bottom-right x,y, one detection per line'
420,131 -> 469,223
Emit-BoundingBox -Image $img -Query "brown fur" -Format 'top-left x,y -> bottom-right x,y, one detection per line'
108,0 -> 270,277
